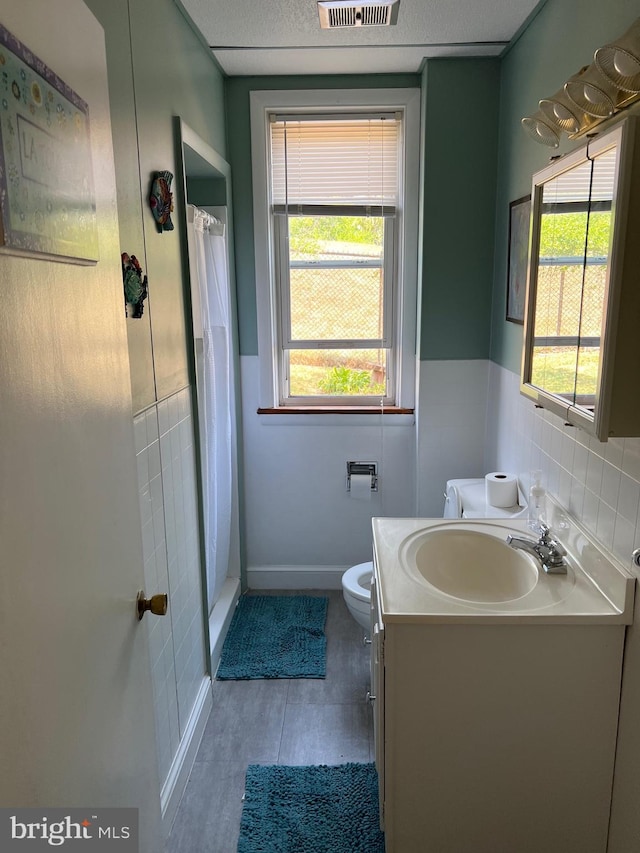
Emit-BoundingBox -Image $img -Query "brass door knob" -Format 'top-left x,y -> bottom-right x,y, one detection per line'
137,591 -> 168,621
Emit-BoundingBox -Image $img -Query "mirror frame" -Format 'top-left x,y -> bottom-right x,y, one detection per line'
520,118 -> 639,440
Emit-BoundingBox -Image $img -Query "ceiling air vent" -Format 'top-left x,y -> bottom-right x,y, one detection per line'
318,0 -> 399,29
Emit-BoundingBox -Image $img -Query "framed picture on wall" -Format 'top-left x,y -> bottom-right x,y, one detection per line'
0,23 -> 98,263
506,195 -> 531,324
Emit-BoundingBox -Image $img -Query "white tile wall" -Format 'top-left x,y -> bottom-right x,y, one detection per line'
486,362 -> 640,569
157,387 -> 206,735
416,360 -> 490,516
134,387 -> 206,787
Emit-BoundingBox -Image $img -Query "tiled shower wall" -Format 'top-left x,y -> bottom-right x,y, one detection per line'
134,386 -> 206,786
486,362 -> 640,569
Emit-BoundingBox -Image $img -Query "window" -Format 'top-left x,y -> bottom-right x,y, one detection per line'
251,89 -> 419,411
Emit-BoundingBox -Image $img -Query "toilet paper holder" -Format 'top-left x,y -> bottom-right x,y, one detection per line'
346,461 -> 378,492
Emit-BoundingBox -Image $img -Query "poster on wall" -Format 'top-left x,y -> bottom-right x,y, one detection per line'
0,23 -> 98,263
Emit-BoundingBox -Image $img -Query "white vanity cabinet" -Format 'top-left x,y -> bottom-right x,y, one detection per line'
370,570 -> 385,826
371,515 -> 633,853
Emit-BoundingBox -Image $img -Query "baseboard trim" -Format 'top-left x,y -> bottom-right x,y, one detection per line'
161,676 -> 212,837
246,565 -> 348,590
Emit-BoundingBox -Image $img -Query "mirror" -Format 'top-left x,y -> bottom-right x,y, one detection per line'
521,117 -> 640,440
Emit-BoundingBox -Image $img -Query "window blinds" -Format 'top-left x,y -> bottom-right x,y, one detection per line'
270,113 -> 400,215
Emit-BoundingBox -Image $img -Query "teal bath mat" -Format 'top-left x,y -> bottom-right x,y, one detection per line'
238,763 -> 385,853
216,595 -> 328,680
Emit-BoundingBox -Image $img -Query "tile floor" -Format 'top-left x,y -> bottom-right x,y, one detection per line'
166,590 -> 373,852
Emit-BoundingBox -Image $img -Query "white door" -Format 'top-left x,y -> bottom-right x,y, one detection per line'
0,1 -> 162,848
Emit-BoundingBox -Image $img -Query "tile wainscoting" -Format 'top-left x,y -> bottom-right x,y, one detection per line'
416,359 -> 490,517
134,386 -> 210,832
486,362 -> 640,569
239,355 -> 416,578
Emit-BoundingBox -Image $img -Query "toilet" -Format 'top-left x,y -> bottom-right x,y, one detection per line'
341,561 -> 373,631
341,476 -> 528,630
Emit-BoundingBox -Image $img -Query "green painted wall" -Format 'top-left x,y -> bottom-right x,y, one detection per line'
419,58 -> 500,360
490,0 -> 640,373
86,0 -> 226,411
87,0 -> 638,378
224,74 -> 420,356
187,177 -> 227,207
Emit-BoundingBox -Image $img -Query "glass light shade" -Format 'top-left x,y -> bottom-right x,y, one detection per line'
595,18 -> 640,92
565,65 -> 617,118
521,113 -> 560,148
539,94 -> 582,134
614,51 -> 640,78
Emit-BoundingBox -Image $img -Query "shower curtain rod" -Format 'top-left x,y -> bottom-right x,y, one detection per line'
189,204 -> 224,234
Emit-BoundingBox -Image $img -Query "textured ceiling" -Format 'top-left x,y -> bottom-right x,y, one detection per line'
179,0 -> 546,75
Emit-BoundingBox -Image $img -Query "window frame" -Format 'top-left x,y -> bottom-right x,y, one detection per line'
276,212 -> 396,406
250,88 -> 420,412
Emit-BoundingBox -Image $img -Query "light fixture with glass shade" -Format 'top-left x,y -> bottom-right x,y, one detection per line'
564,65 -> 618,118
522,16 -> 640,146
539,88 -> 586,134
594,18 -> 640,93
521,112 -> 560,148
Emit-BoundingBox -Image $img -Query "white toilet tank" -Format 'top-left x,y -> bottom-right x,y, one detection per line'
444,478 -> 527,519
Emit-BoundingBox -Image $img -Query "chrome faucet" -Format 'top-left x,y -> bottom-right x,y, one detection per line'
506,523 -> 568,574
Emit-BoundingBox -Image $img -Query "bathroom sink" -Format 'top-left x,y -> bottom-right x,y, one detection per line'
401,524 -> 539,603
374,507 -> 635,622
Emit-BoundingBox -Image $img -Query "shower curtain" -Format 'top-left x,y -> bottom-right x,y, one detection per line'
189,206 -> 233,612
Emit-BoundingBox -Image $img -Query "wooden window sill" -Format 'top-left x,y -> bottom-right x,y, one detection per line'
257,406 -> 414,415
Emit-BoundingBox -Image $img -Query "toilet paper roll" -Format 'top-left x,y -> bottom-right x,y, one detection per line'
350,473 -> 372,502
485,472 -> 518,508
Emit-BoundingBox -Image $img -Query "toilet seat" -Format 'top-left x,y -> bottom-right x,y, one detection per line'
342,561 -> 373,602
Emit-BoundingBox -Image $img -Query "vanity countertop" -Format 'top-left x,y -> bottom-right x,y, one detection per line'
372,506 -> 635,625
